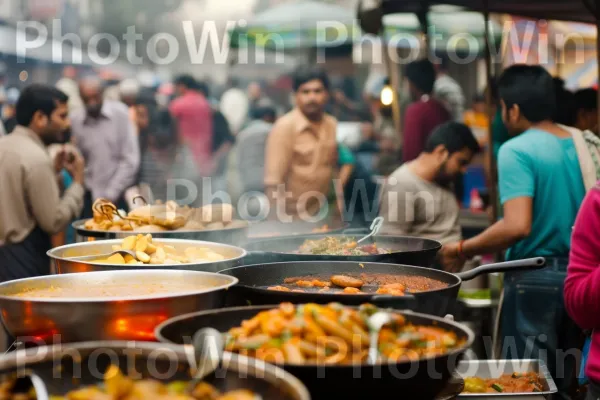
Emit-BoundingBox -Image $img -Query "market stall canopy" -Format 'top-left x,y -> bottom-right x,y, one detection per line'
549,21 -> 597,48
229,0 -> 360,50
381,0 -> 595,24
380,7 -> 502,54
565,59 -> 599,89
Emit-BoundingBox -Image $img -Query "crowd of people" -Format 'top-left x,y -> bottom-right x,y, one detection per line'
2,58 -> 600,398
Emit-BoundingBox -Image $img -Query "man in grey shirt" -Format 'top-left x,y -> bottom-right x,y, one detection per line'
237,106 -> 276,193
380,122 -> 480,245
71,77 -> 140,217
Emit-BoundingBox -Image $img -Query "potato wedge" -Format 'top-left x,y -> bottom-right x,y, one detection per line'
136,251 -> 151,263
145,243 -> 157,255
121,236 -> 137,251
135,236 -> 148,252
155,247 -> 166,263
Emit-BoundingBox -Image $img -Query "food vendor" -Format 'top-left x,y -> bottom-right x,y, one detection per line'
440,65 -> 585,397
264,66 -> 338,220
379,121 -> 480,251
0,85 -> 84,281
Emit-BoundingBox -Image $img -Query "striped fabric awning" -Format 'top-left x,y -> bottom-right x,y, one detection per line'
565,59 -> 598,90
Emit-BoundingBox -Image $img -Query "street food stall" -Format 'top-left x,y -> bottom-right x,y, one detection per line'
0,219 -> 551,398
0,1 -> 596,398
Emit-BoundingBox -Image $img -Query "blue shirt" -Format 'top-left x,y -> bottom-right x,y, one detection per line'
498,129 -> 585,260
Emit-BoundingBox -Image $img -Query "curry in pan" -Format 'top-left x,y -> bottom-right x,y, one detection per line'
463,372 -> 544,393
0,365 -> 259,400
12,281 -> 211,299
267,273 -> 448,296
296,237 -> 390,256
225,303 -> 464,365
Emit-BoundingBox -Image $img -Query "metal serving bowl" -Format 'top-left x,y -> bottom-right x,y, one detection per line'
73,219 -> 250,247
48,238 -> 247,274
0,341 -> 310,400
0,270 -> 238,344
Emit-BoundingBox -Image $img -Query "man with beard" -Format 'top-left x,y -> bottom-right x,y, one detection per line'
379,122 -> 479,247
0,84 -> 84,281
71,77 -> 139,217
264,66 -> 338,219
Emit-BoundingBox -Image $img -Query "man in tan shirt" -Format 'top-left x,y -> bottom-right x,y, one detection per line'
380,122 -> 479,247
0,84 -> 85,282
264,67 -> 338,220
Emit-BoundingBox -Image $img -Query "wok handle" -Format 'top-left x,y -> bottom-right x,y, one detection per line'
371,294 -> 417,310
455,257 -> 546,282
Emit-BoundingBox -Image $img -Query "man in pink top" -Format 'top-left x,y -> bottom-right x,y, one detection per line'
402,59 -> 451,163
565,185 -> 600,399
170,75 -> 213,176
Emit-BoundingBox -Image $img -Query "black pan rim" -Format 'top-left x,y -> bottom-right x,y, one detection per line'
219,261 -> 462,297
245,234 -> 443,256
154,304 -> 476,368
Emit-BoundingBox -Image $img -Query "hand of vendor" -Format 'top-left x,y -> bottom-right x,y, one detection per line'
439,242 -> 466,273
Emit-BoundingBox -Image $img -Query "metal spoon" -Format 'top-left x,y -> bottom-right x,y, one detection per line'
357,216 -> 384,244
186,328 -> 224,394
67,249 -> 137,262
366,310 -> 394,364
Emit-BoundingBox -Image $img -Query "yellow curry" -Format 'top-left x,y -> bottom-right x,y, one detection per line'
13,282 -> 212,299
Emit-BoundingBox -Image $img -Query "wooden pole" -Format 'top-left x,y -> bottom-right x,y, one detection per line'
555,46 -> 563,77
382,35 -> 403,137
483,1 -> 498,223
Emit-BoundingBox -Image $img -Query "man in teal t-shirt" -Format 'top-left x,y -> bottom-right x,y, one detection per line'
498,130 -> 584,260
440,65 -> 585,397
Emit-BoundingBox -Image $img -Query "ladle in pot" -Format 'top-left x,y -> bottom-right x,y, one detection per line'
357,217 -> 384,245
366,310 -> 394,364
186,328 -> 224,394
67,249 -> 138,262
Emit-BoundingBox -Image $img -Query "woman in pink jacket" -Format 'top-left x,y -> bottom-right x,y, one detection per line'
565,184 -> 600,399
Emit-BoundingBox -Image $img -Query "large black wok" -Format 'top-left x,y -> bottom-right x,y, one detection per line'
220,258 -> 546,316
155,305 -> 475,400
244,234 -> 442,267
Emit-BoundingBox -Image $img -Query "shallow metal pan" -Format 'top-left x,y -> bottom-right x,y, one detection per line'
0,269 -> 237,343
456,359 -> 557,399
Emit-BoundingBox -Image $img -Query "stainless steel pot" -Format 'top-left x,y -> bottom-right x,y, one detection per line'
73,219 -> 250,247
0,341 -> 310,400
0,270 -> 238,344
48,238 -> 247,274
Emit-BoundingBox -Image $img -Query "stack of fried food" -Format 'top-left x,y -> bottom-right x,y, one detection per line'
83,198 -> 236,233
96,234 -> 226,265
